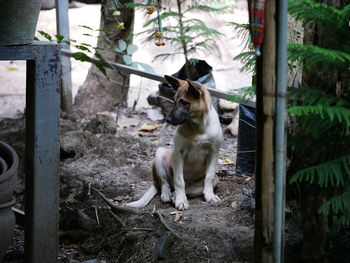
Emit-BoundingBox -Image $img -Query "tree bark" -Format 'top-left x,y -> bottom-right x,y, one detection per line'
74,0 -> 134,118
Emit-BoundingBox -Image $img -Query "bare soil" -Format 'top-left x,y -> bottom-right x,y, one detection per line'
2,104 -> 259,263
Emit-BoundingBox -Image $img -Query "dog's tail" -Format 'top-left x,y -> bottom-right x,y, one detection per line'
125,184 -> 158,208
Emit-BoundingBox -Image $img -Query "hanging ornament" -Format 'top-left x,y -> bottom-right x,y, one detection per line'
117,22 -> 125,29
108,0 -> 124,27
248,0 -> 265,57
154,0 -> 166,47
146,5 -> 155,14
155,32 -> 162,38
146,0 -> 156,15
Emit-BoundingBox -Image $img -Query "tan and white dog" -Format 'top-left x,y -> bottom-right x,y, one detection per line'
126,75 -> 223,210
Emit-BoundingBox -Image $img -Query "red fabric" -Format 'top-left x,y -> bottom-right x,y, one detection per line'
248,0 -> 265,49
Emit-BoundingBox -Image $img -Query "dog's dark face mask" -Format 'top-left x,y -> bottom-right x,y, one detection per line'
165,99 -> 191,126
164,75 -> 202,126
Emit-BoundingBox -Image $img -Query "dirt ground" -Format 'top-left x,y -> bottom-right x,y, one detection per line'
0,1 -> 304,262
2,104 -> 259,262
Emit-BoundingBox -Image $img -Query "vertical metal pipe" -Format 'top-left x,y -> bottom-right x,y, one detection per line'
274,0 -> 288,262
56,0 -> 73,114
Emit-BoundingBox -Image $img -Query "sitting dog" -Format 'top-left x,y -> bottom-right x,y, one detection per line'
126,75 -> 223,210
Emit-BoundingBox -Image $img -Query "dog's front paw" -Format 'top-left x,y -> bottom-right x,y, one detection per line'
204,193 -> 221,203
175,195 -> 189,210
161,190 -> 172,203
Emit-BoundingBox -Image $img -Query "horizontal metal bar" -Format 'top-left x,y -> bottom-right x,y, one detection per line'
61,49 -> 165,82
61,49 -> 256,108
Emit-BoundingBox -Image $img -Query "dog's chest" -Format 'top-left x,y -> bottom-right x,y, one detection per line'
178,135 -> 216,173
184,139 -> 212,160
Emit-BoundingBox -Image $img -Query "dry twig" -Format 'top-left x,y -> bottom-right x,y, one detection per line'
156,210 -> 182,240
94,206 -> 100,225
108,209 -> 126,227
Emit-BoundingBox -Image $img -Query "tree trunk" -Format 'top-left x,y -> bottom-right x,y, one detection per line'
74,0 -> 134,118
254,0 -> 276,261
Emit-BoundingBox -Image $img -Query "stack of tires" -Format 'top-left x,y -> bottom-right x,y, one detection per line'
0,141 -> 18,261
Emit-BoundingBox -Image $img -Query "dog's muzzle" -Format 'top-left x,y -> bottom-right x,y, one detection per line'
165,105 -> 191,126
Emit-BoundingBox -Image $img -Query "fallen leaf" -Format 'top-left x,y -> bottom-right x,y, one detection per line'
231,201 -> 238,210
174,211 -> 182,222
138,123 -> 162,132
223,159 -> 234,165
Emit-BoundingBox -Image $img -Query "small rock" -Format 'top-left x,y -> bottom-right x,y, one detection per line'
233,194 -> 255,210
231,201 -> 238,210
85,114 -> 118,134
242,188 -> 254,198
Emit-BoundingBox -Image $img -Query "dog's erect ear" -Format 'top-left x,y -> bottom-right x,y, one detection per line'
187,80 -> 202,99
164,75 -> 181,90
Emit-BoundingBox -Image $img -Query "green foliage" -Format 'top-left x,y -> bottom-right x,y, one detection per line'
287,90 -> 350,229
318,188 -> 350,227
227,22 -> 251,50
227,85 -> 255,103
286,0 -> 350,229
114,39 -> 154,72
288,0 -> 350,52
229,0 -> 350,229
288,44 -> 350,72
35,28 -> 153,75
71,51 -> 107,76
233,51 -> 255,73
289,155 -> 350,187
228,22 -> 255,74
128,0 -> 228,62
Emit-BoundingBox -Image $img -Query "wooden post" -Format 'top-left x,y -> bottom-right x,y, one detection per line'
56,0 -> 73,115
254,0 -> 276,261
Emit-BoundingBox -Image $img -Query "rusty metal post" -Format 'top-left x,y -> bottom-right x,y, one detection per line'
25,43 -> 61,263
0,42 -> 61,263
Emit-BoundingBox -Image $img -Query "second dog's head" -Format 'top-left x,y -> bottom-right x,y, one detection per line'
164,75 -> 211,126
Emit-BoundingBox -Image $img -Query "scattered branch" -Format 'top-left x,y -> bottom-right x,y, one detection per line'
156,210 -> 182,240
108,209 -> 126,227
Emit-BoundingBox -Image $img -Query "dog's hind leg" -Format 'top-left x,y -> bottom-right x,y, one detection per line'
154,147 -> 173,203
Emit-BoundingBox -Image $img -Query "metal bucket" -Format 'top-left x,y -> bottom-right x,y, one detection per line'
0,0 -> 42,45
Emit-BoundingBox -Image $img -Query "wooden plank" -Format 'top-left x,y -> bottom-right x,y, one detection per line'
56,0 -> 73,115
61,49 -> 256,108
25,43 -> 61,263
254,0 -> 276,262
